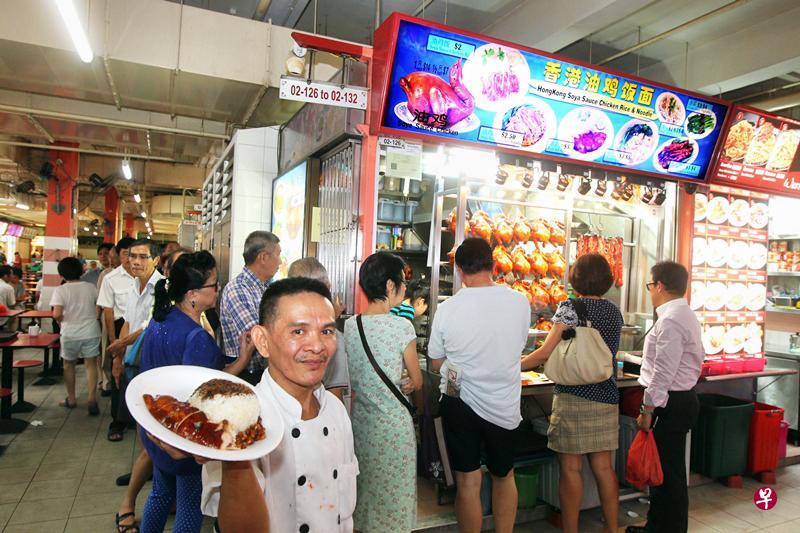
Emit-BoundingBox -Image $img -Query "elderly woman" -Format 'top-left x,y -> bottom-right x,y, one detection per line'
521,253 -> 623,533
138,251 -> 254,533
344,252 -> 423,532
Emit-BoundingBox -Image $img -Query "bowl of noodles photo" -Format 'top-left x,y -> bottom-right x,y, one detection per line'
766,129 -> 800,171
744,122 -> 778,167
722,119 -> 755,161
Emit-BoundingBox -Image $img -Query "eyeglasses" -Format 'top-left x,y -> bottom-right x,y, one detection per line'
199,281 -> 220,291
646,282 -> 656,290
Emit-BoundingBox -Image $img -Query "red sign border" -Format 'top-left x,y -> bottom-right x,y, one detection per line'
369,12 -> 731,185
708,103 -> 800,198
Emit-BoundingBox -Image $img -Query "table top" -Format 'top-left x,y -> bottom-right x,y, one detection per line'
0,333 -> 60,348
701,369 -> 798,382
0,309 -> 24,318
19,310 -> 54,318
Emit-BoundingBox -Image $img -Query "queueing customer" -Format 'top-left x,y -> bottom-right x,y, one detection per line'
626,261 -> 703,533
50,257 -> 101,414
390,279 -> 429,322
288,257 -> 351,404
82,242 -> 113,285
138,251 -> 254,533
220,231 -> 281,385
344,252 -> 422,532
521,254 -> 623,533
429,238 -> 529,533
96,242 -> 119,395
97,236 -> 136,441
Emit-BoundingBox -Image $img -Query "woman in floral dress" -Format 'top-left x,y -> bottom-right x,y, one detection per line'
345,252 -> 423,532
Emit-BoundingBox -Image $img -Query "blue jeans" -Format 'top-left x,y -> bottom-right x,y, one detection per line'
141,466 -> 203,533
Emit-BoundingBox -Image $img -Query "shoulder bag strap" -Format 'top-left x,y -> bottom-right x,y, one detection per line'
356,315 -> 416,416
572,298 -> 590,327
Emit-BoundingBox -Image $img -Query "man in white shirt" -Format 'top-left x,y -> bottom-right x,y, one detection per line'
96,236 -> 136,441
200,277 -> 357,532
428,238 -> 530,533
629,261 -> 703,533
0,265 -> 18,328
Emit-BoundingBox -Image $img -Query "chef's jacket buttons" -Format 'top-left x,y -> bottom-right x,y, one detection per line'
299,525 -> 309,533
323,426 -> 329,436
292,428 -> 301,438
333,469 -> 338,479
297,475 -> 306,486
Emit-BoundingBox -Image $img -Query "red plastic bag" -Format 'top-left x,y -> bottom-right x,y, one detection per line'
626,430 -> 664,489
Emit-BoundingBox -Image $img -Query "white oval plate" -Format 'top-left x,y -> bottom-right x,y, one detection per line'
126,365 -> 284,462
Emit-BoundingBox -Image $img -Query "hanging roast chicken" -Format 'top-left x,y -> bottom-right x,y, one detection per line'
399,59 -> 475,129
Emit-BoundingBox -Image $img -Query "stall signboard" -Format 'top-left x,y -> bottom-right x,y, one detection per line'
371,14 -> 728,182
6,224 -> 22,237
280,76 -> 368,110
710,105 -> 800,197
271,161 -> 308,279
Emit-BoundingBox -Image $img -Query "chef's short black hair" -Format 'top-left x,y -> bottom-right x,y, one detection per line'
358,252 -> 406,302
455,238 -> 493,274
570,254 -> 613,296
406,279 -> 429,305
259,277 -> 333,326
651,261 -> 689,295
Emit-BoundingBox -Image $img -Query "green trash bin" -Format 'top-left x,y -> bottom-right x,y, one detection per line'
515,464 -> 541,509
691,394 -> 754,479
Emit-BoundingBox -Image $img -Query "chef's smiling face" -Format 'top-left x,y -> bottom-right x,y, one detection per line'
252,291 -> 337,394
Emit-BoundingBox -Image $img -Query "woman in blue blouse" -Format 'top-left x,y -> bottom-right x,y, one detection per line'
139,251 -> 254,533
522,254 -> 623,533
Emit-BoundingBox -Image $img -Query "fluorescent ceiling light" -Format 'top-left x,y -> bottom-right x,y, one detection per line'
121,159 -> 132,180
92,231 -> 98,236
141,212 -> 146,218
83,226 -> 90,231
15,202 -> 30,210
133,193 -> 141,203
55,0 -> 94,63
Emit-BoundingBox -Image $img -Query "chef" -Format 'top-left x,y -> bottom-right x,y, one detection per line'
201,277 -> 358,532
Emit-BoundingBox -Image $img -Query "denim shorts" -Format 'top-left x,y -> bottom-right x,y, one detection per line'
61,337 -> 101,361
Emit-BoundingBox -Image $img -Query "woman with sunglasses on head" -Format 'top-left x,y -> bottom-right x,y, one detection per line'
137,251 -> 255,533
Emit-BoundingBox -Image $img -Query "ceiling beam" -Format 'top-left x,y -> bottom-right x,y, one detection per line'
24,115 -> 54,143
0,141 -> 179,162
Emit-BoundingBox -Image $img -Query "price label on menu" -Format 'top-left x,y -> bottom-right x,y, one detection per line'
478,126 -> 523,147
279,76 -> 368,110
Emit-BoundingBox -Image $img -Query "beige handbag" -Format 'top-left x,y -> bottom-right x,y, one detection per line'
543,300 -> 613,385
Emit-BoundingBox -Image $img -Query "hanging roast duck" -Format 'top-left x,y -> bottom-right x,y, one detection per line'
399,59 -> 475,129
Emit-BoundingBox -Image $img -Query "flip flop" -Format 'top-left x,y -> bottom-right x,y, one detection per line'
88,402 -> 99,416
108,430 -> 124,442
59,398 -> 76,408
115,511 -> 139,533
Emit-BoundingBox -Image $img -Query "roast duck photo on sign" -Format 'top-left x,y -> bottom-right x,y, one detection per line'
399,59 -> 475,129
446,207 -> 568,315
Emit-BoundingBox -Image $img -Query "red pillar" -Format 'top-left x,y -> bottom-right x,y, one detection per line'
42,142 -> 78,304
104,187 -> 119,243
125,213 -> 135,238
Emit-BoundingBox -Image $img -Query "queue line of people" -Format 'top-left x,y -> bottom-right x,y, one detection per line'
33,229 -> 703,533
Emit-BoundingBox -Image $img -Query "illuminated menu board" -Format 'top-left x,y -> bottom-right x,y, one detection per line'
374,15 -> 728,182
710,105 -> 800,197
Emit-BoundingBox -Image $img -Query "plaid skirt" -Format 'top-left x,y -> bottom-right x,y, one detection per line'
547,393 -> 619,454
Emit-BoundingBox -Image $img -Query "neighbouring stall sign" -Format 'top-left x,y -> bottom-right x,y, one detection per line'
710,105 -> 800,198
372,15 -> 728,182
279,76 -> 367,110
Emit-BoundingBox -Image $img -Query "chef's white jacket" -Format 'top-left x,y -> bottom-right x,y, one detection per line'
202,371 -> 359,532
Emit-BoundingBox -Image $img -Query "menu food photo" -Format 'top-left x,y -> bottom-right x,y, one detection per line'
691,185 -> 768,375
376,17 -> 728,182
712,105 -> 800,197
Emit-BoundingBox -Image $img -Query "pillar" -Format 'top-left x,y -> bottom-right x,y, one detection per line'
41,142 -> 78,309
125,213 -> 135,238
104,187 -> 119,243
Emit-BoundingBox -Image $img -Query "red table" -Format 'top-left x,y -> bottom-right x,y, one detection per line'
0,333 -> 60,434
18,310 -> 61,381
0,309 -> 24,318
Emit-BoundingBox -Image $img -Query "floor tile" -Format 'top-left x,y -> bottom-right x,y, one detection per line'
70,492 -> 126,518
32,461 -> 86,482
3,519 -> 68,533
41,446 -> 93,466
8,496 -> 73,524
64,513 -> 116,533
0,482 -> 29,504
689,507 -> 759,531
0,466 -> 38,486
3,439 -> 53,455
21,478 -> 81,502
0,502 -> 17,528
0,450 -> 46,470
76,474 -> 128,497
762,518 -> 800,532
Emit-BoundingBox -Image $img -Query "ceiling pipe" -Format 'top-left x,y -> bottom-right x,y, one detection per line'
735,80 -> 800,102
25,115 -> 55,144
748,92 -> 800,113
0,141 -> 180,162
253,0 -> 272,20
597,0 -> 751,66
0,103 -> 229,141
413,0 -> 435,17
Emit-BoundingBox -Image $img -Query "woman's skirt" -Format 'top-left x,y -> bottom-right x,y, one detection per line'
547,392 -> 619,454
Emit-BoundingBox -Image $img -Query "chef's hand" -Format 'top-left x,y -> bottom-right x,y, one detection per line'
146,432 -> 211,464
112,355 -> 123,387
637,412 -> 653,433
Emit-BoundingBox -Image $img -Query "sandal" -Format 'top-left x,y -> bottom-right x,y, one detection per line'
115,511 -> 139,533
59,398 -> 76,408
88,402 -> 99,416
107,430 -> 124,442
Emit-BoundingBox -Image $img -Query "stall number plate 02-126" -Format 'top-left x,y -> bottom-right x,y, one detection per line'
280,77 -> 368,110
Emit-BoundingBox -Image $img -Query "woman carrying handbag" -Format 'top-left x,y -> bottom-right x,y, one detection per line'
521,254 -> 623,533
344,252 -> 423,532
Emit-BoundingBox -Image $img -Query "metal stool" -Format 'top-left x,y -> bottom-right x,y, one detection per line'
12,360 -> 43,413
